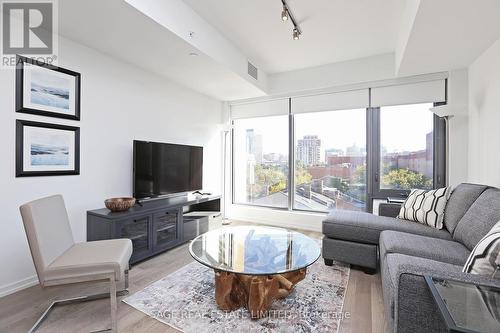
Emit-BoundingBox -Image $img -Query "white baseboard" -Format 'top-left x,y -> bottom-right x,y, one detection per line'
230,216 -> 321,232
228,205 -> 324,233
0,275 -> 38,298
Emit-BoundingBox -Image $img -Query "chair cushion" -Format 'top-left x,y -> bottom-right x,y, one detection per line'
444,183 -> 488,234
19,195 -> 75,272
380,231 -> 470,266
45,239 -> 132,283
397,187 -> 451,229
454,188 -> 500,250
323,209 -> 452,245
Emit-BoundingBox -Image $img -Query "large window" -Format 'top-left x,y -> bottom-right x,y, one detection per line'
379,103 -> 434,191
231,83 -> 446,214
294,109 -> 367,212
232,115 -> 289,208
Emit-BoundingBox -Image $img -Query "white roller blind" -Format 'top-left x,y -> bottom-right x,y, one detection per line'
371,80 -> 446,107
291,89 -> 369,114
230,99 -> 288,119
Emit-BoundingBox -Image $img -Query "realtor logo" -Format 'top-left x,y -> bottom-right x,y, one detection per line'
1,0 -> 58,67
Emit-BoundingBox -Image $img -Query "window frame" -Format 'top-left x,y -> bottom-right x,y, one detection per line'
230,115 -> 291,210
230,100 -> 447,214
367,102 -> 447,212
291,108 -> 370,214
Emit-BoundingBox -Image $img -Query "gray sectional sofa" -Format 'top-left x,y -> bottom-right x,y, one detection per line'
322,183 -> 500,332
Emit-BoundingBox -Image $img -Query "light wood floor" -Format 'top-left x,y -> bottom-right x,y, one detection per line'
0,221 -> 387,333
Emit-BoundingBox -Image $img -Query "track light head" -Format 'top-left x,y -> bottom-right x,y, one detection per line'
281,6 -> 289,21
293,28 -> 300,40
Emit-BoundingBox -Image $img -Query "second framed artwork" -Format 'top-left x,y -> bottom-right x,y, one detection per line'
16,120 -> 80,177
16,55 -> 81,120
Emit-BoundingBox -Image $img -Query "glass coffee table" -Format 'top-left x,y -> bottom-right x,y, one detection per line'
189,226 -> 321,318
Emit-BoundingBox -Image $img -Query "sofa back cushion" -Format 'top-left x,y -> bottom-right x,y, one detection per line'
454,188 -> 500,250
444,183 -> 488,234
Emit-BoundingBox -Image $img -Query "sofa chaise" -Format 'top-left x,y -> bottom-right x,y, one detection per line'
322,183 -> 500,332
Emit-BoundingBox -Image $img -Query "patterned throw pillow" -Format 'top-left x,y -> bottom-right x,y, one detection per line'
463,220 -> 500,276
397,187 -> 452,229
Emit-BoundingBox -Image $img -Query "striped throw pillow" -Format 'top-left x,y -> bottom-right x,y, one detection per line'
397,187 -> 451,229
463,220 -> 500,276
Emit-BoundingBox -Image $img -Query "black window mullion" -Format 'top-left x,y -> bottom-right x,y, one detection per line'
366,107 -> 379,213
288,98 -> 293,210
434,102 -> 447,188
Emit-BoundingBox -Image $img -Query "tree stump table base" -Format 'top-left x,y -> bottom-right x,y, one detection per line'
214,268 -> 307,319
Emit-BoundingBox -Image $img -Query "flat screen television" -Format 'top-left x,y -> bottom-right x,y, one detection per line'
133,140 -> 203,200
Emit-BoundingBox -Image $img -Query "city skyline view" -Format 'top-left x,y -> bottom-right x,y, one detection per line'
233,103 -> 435,213
234,103 -> 433,163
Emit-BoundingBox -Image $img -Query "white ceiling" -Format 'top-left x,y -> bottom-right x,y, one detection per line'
58,0 -> 265,100
56,0 -> 500,101
183,0 -> 404,73
396,0 -> 500,76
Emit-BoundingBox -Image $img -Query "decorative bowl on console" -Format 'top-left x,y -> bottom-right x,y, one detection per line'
105,197 -> 136,212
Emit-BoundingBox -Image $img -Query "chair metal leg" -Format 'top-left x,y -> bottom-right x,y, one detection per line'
28,273 -> 129,333
110,277 -> 117,333
124,269 -> 129,290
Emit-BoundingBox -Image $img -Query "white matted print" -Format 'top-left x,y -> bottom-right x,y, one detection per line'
23,125 -> 75,172
23,64 -> 76,116
16,120 -> 80,177
16,56 -> 81,120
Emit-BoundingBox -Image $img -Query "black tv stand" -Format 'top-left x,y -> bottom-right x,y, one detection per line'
87,194 -> 220,264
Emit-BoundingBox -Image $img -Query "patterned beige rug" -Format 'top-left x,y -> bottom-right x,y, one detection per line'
123,259 -> 350,333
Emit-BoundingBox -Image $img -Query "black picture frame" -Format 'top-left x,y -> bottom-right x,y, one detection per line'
16,120 -> 80,177
16,55 -> 81,120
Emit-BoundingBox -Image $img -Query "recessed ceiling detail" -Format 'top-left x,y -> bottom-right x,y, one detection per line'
183,0 -> 403,73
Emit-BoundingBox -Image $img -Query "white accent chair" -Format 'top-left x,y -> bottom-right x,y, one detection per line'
20,195 -> 132,332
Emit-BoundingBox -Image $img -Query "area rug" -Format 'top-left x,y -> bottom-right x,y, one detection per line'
123,259 -> 350,333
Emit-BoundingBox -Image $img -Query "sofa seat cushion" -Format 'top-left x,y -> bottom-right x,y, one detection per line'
454,188 -> 500,250
45,239 -> 132,283
380,231 -> 470,266
323,209 -> 452,245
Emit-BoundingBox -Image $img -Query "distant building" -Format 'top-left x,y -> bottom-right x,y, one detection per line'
246,129 -> 263,163
297,135 -> 321,166
324,148 -> 344,162
346,144 -> 366,157
381,131 -> 433,179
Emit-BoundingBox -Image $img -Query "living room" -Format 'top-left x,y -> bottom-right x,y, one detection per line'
0,0 -> 499,332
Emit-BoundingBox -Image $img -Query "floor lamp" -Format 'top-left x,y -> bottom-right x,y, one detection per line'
222,127 -> 231,225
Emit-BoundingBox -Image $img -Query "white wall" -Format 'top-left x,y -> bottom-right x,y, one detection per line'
468,37 -> 500,186
0,37 -> 222,296
446,69 -> 469,187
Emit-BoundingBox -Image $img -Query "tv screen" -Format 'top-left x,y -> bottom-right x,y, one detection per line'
133,140 -> 203,199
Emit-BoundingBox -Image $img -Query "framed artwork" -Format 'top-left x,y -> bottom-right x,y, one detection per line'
16,55 -> 81,120
16,120 -> 80,177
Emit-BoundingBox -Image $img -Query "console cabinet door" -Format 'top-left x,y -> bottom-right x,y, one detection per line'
152,209 -> 180,251
115,215 -> 152,263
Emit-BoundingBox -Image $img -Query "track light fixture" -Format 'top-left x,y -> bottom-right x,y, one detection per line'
280,1 -> 301,40
281,5 -> 289,21
293,28 -> 300,40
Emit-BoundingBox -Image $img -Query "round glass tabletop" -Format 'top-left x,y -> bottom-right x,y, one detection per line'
189,226 -> 321,275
